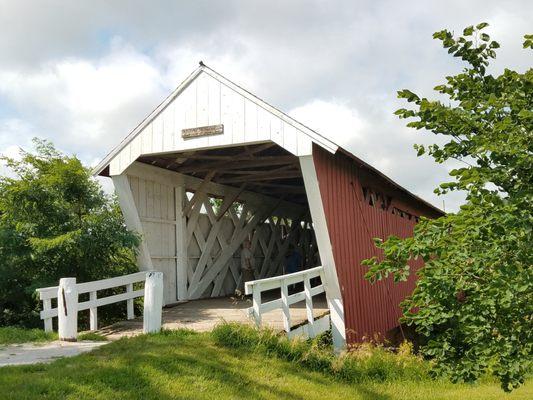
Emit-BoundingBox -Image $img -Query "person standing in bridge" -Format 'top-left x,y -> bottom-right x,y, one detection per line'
238,239 -> 255,295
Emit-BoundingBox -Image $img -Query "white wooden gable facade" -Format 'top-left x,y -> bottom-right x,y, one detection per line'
95,64 -> 338,177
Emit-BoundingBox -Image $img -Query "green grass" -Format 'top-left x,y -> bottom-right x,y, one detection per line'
0,327 -> 57,345
0,326 -> 531,400
0,327 -> 107,346
78,331 -> 108,341
212,322 -> 430,383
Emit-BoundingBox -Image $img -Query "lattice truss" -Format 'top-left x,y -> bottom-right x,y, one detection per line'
183,189 -> 320,300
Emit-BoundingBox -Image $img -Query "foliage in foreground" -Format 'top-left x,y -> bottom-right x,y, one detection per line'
364,24 -> 532,391
0,326 -> 57,345
0,139 -> 139,328
212,322 -> 429,383
1,327 -> 531,400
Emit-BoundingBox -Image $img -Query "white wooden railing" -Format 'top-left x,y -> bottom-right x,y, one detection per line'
36,271 -> 164,340
245,266 -> 330,339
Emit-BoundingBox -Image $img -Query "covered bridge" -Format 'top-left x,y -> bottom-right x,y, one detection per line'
93,63 -> 443,349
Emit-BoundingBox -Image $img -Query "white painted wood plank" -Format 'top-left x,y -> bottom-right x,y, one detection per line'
163,105 -> 175,150
244,99 -> 258,142
175,186 -> 188,300
112,175 -> 154,271
184,79 -> 197,129
173,91 -> 185,148
231,89 -> 245,143
141,123 -> 153,155
89,291 -> 97,331
257,107 -> 271,141
76,271 -> 147,293
283,123 -> 298,155
297,131 -> 312,156
220,83 -> 234,141
196,73 -> 209,127
152,114 -> 164,153
304,275 -> 315,337
130,134 -> 142,164
280,281 -> 291,333
208,77 -> 221,126
252,284 -> 262,326
270,115 -> 283,146
43,299 -> 53,332
126,283 -> 135,319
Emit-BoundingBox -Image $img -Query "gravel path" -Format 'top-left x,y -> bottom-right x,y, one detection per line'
0,341 -> 107,366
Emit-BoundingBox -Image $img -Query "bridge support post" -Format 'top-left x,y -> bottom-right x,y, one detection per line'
58,277 -> 78,342
143,271 -> 164,333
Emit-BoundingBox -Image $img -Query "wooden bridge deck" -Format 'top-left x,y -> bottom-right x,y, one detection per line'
98,293 -> 329,340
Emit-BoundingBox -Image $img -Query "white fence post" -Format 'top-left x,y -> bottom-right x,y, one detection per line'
43,298 -> 53,333
304,274 -> 315,337
58,278 -> 78,341
252,283 -> 262,327
89,291 -> 97,331
280,281 -> 291,333
126,283 -> 135,320
143,271 -> 164,334
245,266 -> 328,340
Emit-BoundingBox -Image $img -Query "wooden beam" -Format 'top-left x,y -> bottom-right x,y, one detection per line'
182,170 -> 216,217
218,170 -> 301,184
248,182 -> 306,193
220,169 -> 287,175
242,142 -> 276,157
175,186 -> 188,301
126,161 -> 307,220
112,175 -> 153,271
174,154 -> 236,161
215,183 -> 247,221
189,207 -> 268,299
176,156 -> 296,174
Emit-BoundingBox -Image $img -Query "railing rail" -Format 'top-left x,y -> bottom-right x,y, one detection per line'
36,271 -> 161,336
245,266 -> 330,339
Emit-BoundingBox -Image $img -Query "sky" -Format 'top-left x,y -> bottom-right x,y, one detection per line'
0,1 -> 531,211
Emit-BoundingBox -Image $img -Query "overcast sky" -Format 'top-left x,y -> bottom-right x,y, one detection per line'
0,1 -> 531,211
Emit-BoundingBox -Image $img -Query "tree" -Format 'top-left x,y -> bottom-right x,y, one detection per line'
363,24 -> 532,391
0,139 -> 139,327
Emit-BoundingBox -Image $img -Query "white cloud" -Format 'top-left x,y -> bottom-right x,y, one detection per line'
0,38 -> 166,163
290,100 -> 368,147
0,0 -> 530,212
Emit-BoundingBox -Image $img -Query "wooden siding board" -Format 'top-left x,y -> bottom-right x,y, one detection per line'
313,144 -> 427,343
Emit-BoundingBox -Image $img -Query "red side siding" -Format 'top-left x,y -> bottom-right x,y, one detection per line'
313,145 -> 438,344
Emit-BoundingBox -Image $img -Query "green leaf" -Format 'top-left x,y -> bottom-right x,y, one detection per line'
463,26 -> 474,36
364,22 -> 533,392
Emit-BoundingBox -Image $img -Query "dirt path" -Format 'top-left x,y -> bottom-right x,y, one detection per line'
0,341 -> 107,366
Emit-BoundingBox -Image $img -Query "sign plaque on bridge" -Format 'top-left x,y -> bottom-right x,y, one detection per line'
182,124 -> 224,139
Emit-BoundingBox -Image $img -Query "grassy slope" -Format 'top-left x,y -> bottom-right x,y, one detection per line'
0,330 -> 530,400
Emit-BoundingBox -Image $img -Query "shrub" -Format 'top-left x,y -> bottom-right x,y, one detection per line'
0,139 -> 139,328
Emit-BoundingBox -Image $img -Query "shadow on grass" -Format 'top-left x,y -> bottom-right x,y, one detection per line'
1,330 -> 366,400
